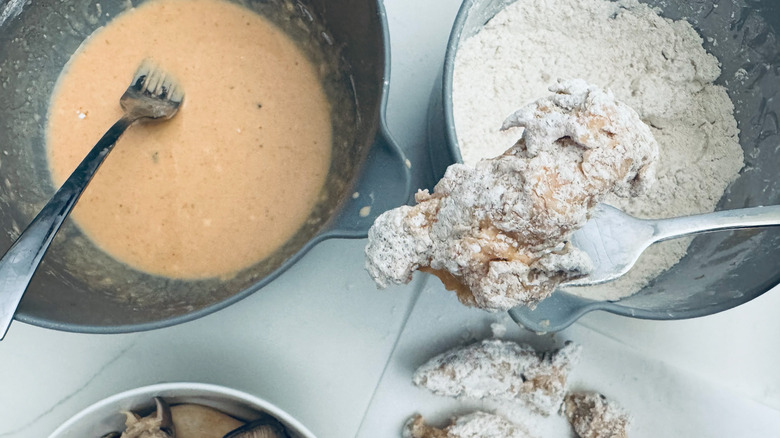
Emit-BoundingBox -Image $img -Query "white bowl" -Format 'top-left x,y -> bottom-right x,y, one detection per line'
48,382 -> 316,438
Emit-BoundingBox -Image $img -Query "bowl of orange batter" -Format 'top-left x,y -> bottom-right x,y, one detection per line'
0,0 -> 410,333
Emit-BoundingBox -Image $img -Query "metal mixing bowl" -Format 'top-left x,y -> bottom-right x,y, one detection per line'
0,0 -> 411,333
427,0 -> 780,332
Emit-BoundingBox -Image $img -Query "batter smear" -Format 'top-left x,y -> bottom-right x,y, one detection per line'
46,0 -> 332,279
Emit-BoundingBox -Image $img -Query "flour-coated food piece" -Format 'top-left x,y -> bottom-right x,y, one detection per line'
403,412 -> 535,438
413,339 -> 581,415
365,80 -> 658,310
564,392 -> 630,438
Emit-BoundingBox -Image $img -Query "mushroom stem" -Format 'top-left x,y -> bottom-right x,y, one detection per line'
154,397 -> 175,437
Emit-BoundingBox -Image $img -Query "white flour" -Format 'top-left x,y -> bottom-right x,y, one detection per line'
453,0 -> 744,300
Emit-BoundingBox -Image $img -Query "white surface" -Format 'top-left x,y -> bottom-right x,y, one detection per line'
0,239 -> 419,438
357,281 -> 780,437
1,0 -> 779,437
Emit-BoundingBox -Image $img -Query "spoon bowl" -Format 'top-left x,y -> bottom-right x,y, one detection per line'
565,204 -> 780,287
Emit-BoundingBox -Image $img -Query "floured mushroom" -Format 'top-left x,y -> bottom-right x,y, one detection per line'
564,392 -> 630,438
403,412 -> 535,438
101,397 -> 289,438
365,79 -> 659,311
412,339 -> 581,415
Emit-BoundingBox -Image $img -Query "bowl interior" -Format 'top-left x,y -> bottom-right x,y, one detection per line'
48,382 -> 316,438
440,0 -> 780,318
0,0 -> 385,331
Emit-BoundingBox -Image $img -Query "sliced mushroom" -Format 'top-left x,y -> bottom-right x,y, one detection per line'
223,416 -> 290,438
169,403 -> 244,438
100,397 -> 293,438
111,397 -> 175,438
156,397 -> 175,437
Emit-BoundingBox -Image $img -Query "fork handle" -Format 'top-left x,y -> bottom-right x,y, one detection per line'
653,205 -> 780,243
0,116 -> 135,340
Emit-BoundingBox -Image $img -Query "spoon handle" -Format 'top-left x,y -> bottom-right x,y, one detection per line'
0,117 -> 133,340
653,205 -> 780,242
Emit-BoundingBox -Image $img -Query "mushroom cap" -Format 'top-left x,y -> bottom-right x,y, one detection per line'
169,404 -> 244,438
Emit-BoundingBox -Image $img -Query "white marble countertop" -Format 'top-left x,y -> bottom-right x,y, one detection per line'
1,0 -> 779,437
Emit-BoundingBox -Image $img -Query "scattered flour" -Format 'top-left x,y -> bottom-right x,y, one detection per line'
452,0 -> 744,300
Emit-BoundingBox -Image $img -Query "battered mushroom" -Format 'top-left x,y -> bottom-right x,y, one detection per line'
365,79 -> 659,310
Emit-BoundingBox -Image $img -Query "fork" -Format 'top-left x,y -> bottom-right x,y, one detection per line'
564,203 -> 780,287
0,60 -> 184,340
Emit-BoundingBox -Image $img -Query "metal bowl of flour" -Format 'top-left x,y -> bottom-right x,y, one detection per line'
427,0 -> 780,332
0,0 -> 410,334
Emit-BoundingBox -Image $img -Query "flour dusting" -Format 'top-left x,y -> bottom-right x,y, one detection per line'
0,0 -> 25,27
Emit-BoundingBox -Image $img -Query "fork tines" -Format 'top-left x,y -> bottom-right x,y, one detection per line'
132,59 -> 184,103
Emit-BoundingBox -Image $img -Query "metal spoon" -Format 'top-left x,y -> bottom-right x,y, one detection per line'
564,203 -> 780,286
0,60 -> 184,340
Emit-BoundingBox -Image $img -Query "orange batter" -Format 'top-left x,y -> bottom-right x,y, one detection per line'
46,0 -> 332,279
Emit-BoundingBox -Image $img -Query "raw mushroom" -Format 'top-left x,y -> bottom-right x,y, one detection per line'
223,416 -> 289,438
101,397 -> 290,438
169,404 -> 244,438
103,397 -> 174,438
